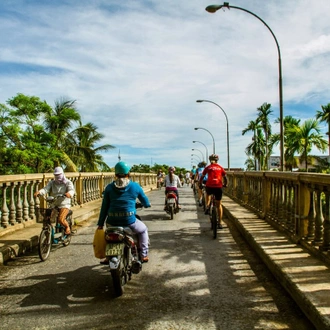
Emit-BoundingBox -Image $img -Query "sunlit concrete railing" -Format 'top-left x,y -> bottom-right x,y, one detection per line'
0,172 -> 157,232
225,171 -> 330,262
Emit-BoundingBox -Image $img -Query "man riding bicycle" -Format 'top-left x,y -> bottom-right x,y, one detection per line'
199,154 -> 227,229
195,161 -> 207,207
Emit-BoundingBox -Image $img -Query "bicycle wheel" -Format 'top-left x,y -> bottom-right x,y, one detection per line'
211,207 -> 217,239
38,224 -> 52,261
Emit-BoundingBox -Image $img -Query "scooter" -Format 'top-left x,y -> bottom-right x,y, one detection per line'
103,203 -> 145,297
164,190 -> 180,220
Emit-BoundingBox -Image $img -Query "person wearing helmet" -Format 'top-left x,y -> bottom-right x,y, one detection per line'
195,161 -> 207,207
199,154 -> 228,229
190,165 -> 197,188
34,166 -> 75,235
97,161 -> 151,263
164,166 -> 182,209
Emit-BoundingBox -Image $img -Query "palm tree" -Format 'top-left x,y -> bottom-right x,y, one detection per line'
256,103 -> 273,170
315,103 -> 330,157
65,121 -> 115,172
286,118 -> 328,171
44,98 -> 81,149
43,98 -> 81,170
242,120 -> 262,170
245,128 -> 266,170
273,116 -> 301,171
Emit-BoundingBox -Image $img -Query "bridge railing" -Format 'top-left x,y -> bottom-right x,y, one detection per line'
226,171 -> 330,262
0,172 -> 157,232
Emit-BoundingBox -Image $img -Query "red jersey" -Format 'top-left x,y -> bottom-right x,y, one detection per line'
202,163 -> 226,188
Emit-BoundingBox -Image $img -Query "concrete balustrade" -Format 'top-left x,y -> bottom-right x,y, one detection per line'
0,172 -> 157,233
226,171 -> 330,263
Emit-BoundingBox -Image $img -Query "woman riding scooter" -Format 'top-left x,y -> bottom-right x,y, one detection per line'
164,166 -> 182,210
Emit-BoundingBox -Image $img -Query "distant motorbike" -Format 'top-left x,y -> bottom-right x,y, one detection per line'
164,190 -> 179,220
103,203 -> 145,297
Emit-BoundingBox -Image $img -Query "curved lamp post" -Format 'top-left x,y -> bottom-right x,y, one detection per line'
193,140 -> 209,162
205,2 -> 284,171
191,154 -> 202,162
194,127 -> 215,154
197,99 -> 230,170
192,148 -> 204,162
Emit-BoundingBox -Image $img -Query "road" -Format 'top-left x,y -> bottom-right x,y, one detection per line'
0,185 -> 315,330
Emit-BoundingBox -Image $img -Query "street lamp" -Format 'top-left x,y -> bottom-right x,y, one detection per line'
192,148 -> 204,162
194,127 -> 215,154
191,154 -> 202,162
193,140 -> 209,162
205,2 -> 284,171
197,99 -> 230,171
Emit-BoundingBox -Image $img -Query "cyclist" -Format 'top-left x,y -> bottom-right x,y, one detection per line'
199,154 -> 228,229
195,161 -> 207,207
97,161 -> 151,264
164,166 -> 182,209
190,165 -> 197,188
34,166 -> 75,235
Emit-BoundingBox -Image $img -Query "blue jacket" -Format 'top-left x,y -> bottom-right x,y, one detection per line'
97,181 -> 151,227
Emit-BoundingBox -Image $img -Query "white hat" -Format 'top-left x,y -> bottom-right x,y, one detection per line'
54,167 -> 64,175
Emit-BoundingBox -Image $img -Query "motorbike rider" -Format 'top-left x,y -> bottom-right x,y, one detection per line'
34,166 -> 75,235
164,166 -> 182,209
157,169 -> 164,188
199,154 -> 228,229
195,161 -> 207,207
97,161 -> 151,264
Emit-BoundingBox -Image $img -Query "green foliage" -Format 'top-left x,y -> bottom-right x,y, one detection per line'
0,93 -> 115,174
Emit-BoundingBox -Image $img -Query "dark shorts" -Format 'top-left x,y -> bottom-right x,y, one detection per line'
205,186 -> 223,201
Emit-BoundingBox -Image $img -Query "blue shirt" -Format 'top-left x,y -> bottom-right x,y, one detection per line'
97,181 -> 151,227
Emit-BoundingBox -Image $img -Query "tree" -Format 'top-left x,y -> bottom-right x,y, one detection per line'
286,118 -> 328,171
0,94 -> 60,173
242,120 -> 262,170
65,121 -> 114,172
256,103 -> 273,170
315,103 -> 330,157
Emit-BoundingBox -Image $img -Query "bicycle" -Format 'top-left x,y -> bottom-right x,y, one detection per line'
208,194 -> 218,239
36,195 -> 73,261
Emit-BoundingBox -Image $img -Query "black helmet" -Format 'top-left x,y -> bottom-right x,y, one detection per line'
209,154 -> 219,161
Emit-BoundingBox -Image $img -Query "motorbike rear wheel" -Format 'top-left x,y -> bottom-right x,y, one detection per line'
169,205 -> 174,220
111,267 -> 125,297
38,224 -> 52,261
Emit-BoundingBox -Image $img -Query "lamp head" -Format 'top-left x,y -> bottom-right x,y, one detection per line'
205,5 -> 222,13
194,127 -> 199,130
205,3 -> 229,13
196,100 -> 203,103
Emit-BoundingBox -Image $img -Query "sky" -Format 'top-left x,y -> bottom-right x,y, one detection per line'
1,0 -> 330,171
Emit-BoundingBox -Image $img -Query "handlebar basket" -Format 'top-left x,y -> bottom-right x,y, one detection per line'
35,208 -> 57,223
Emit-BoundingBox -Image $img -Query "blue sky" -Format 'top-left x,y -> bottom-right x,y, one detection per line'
1,0 -> 330,170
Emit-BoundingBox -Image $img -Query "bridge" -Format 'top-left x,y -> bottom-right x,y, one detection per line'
1,171 -> 330,329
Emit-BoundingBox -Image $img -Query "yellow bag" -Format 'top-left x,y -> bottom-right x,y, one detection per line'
93,228 -> 106,259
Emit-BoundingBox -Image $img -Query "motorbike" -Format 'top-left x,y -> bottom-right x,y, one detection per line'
164,190 -> 180,220
103,203 -> 145,297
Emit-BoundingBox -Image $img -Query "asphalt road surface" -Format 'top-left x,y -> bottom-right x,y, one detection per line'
0,185 -> 315,330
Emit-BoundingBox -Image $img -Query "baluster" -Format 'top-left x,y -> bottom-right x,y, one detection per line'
307,190 -> 315,240
29,181 -> 35,220
322,189 -> 330,250
1,183 -> 9,228
9,182 -> 16,225
23,182 -> 29,222
16,182 -> 23,223
313,189 -> 323,246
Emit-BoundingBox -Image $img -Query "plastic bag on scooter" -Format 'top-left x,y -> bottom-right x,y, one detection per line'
93,228 -> 106,259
